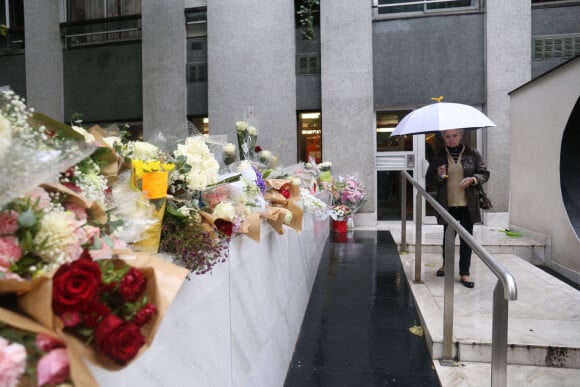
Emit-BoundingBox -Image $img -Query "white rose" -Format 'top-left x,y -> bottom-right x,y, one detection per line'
248,126 -> 257,136
284,210 -> 293,225
236,121 -> 248,132
213,202 -> 235,222
224,142 -> 236,155
260,150 -> 271,160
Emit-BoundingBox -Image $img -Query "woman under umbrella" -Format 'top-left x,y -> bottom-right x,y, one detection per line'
426,129 -> 489,288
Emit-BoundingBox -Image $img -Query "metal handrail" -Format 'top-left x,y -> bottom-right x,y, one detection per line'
399,170 -> 517,387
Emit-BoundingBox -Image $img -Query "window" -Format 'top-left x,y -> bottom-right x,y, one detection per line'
533,34 -> 580,60
1,0 -> 24,49
373,0 -> 478,19
188,62 -> 207,83
67,0 -> 141,22
296,54 -> 320,75
376,111 -> 412,152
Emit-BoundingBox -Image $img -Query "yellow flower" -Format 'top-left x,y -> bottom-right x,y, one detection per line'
161,162 -> 175,172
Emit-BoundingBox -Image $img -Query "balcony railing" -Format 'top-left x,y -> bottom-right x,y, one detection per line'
60,15 -> 141,49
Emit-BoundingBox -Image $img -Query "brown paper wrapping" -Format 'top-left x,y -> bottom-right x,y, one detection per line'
0,277 -> 35,295
0,307 -> 99,387
199,210 -> 231,236
263,201 -> 303,235
88,125 -> 124,184
238,213 -> 261,242
264,207 -> 286,235
265,179 -> 300,201
16,252 -> 188,371
264,191 -> 288,204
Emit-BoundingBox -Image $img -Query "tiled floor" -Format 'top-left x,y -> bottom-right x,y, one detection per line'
284,230 -> 440,387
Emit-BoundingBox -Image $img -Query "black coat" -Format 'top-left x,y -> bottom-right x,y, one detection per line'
425,145 -> 489,224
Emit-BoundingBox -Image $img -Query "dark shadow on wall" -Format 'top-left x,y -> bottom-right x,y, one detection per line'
560,96 -> 580,238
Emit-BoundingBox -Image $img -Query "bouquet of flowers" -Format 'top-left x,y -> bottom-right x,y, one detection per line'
329,204 -> 352,220
50,256 -> 156,366
160,202 -> 231,275
333,175 -> 367,213
235,121 -> 257,161
0,305 -> 99,387
0,184 -> 126,287
0,89 -> 96,209
0,320 -> 73,387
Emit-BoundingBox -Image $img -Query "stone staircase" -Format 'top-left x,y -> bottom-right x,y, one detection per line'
374,223 -> 580,385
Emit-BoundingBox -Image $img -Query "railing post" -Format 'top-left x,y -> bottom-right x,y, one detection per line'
442,226 -> 456,363
491,280 -> 509,387
414,189 -> 422,283
400,172 -> 407,253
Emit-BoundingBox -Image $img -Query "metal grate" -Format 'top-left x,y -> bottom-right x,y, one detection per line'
533,33 -> 580,60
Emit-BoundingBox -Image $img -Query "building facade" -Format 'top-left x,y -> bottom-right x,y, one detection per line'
1,0 -> 579,226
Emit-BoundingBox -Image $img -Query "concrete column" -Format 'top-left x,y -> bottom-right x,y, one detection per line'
320,0 -> 375,221
207,0 -> 296,165
23,0 -> 63,120
141,0 -> 187,141
485,0 -> 531,212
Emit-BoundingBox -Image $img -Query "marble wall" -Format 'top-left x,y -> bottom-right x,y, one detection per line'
90,215 -> 329,386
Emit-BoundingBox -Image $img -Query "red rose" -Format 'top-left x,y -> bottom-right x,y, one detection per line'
280,188 -> 290,199
52,258 -> 102,315
215,219 -> 233,236
133,303 -> 156,327
82,302 -> 111,328
94,314 -> 145,365
254,145 -> 262,153
120,267 -> 147,302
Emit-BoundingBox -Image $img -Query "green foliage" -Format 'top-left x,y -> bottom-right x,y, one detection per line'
297,0 -> 319,41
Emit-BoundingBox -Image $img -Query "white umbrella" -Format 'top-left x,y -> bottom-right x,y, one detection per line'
390,102 -> 495,137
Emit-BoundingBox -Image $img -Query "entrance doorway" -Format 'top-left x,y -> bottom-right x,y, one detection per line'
297,111 -> 322,163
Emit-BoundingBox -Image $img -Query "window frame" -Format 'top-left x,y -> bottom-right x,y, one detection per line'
372,0 -> 481,21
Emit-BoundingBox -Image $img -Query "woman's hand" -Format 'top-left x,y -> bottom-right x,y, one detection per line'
459,177 -> 475,189
437,165 -> 447,179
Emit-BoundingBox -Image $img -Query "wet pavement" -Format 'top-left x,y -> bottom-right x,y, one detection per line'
284,230 -> 440,387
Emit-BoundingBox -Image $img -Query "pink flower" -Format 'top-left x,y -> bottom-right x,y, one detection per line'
65,202 -> 88,221
36,348 -> 70,386
0,236 -> 22,268
0,210 -> 19,235
0,336 -> 26,387
35,334 -> 65,352
26,187 -> 52,209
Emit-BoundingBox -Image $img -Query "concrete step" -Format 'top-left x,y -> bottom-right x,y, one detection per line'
401,252 -> 580,369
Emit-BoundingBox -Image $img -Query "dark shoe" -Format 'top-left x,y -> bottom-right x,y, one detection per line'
436,269 -> 445,277
460,279 -> 475,288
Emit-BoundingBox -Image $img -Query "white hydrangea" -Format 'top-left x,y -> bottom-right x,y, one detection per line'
174,136 -> 219,192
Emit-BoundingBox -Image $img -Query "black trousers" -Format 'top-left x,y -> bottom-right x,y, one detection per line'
442,206 -> 473,276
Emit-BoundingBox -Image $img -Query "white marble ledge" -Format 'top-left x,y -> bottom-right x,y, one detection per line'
90,214 -> 330,387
